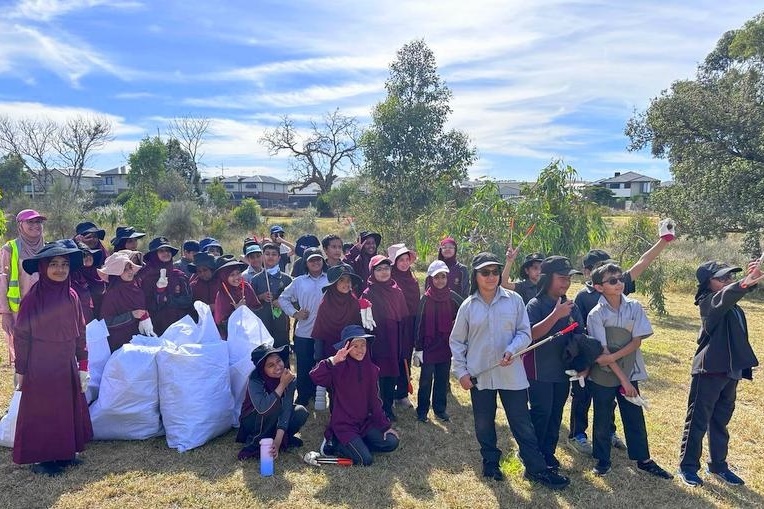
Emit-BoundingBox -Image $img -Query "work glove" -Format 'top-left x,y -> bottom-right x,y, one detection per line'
658,218 -> 676,242
138,317 -> 157,337
359,298 -> 376,330
79,371 -> 90,394
156,268 -> 169,290
619,386 -> 650,410
565,369 -> 586,388
412,350 -> 424,367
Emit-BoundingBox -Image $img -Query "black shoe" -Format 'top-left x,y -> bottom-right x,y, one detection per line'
55,457 -> 83,468
31,462 -> 64,477
435,412 -> 450,422
287,436 -> 304,449
707,468 -> 744,486
592,461 -> 611,476
483,465 -> 505,481
544,454 -> 561,472
417,414 -> 429,423
524,469 -> 570,490
638,460 -> 673,479
320,437 -> 336,456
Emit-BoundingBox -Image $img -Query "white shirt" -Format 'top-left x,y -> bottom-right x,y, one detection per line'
277,272 -> 329,338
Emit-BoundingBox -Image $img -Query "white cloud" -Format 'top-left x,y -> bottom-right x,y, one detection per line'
9,0 -> 143,22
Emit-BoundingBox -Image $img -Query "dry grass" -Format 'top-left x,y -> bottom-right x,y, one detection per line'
1,290 -> 763,508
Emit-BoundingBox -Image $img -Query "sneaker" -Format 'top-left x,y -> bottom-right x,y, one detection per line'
592,461 -> 611,476
286,436 -> 304,449
319,437 -> 335,456
435,412 -> 450,422
611,433 -> 627,450
524,469 -> 570,490
417,414 -> 429,423
678,469 -> 704,487
55,457 -> 83,468
568,434 -> 593,455
31,462 -> 64,477
707,468 -> 744,486
395,397 -> 413,409
483,464 -> 505,481
638,460 -> 673,479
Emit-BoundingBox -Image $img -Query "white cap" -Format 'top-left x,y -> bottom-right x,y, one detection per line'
427,260 -> 450,277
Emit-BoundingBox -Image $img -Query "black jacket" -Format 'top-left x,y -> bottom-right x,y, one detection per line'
693,282 -> 759,380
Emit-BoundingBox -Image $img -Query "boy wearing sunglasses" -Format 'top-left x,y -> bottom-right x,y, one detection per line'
587,263 -> 672,479
677,260 -> 761,487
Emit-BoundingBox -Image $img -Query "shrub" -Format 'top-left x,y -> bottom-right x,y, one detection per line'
232,198 -> 262,229
123,191 -> 167,235
290,206 -> 318,236
155,201 -> 202,244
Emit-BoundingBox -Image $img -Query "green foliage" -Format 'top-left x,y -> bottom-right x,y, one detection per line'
165,138 -> 201,195
114,190 -> 132,205
41,179 -> 89,239
0,153 -> 30,203
291,206 -> 318,235
155,200 -> 202,244
156,167 -> 194,201
123,191 -> 167,234
319,180 -> 361,218
628,12 -> 764,245
206,178 -> 230,210
89,204 -> 124,233
232,198 -> 262,229
128,136 -> 167,191
581,185 -> 616,207
607,214 -> 668,315
360,39 -> 477,239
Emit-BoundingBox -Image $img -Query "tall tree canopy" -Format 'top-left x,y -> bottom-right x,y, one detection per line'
627,12 -> 764,252
358,39 -> 477,240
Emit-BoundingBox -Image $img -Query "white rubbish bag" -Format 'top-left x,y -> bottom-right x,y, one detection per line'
0,391 -> 21,448
85,319 -> 111,404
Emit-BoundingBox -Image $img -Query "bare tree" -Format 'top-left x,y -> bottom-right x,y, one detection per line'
166,114 -> 211,167
55,116 -> 114,192
260,109 -> 361,193
0,116 -> 57,191
0,115 -> 113,192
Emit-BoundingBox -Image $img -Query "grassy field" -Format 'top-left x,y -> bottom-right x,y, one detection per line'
1,289 -> 763,509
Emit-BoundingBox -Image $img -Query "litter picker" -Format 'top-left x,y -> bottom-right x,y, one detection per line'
303,451 -> 353,467
469,322 -> 578,387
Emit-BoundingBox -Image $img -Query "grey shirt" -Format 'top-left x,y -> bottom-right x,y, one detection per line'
587,294 -> 653,382
450,287 -> 532,390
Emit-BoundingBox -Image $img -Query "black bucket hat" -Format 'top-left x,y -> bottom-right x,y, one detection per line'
182,240 -> 200,252
110,226 -> 146,247
75,221 -> 106,240
213,257 -> 247,277
147,236 -> 179,257
250,344 -> 289,371
360,231 -> 382,247
333,324 -> 374,351
535,255 -> 582,297
23,239 -> 84,275
323,263 -> 362,292
295,234 -> 320,258
76,241 -> 104,268
521,252 -> 545,270
582,249 -> 613,270
188,252 -> 217,273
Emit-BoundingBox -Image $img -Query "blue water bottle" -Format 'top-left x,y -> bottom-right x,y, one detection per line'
260,438 -> 274,476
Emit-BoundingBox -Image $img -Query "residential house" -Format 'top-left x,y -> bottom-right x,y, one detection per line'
200,175 -> 289,207
595,171 -> 660,198
97,165 -> 131,195
23,168 -> 102,196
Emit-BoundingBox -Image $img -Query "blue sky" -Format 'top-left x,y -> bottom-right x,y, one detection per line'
1,0 -> 761,183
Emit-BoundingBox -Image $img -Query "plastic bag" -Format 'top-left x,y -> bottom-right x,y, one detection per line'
0,391 -> 21,448
85,319 -> 111,404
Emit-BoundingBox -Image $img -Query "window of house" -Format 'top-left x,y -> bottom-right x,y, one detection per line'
609,183 -> 620,189
641,182 -> 651,193
623,182 -> 631,189
105,177 -> 113,185
225,184 -> 234,189
245,183 -> 257,189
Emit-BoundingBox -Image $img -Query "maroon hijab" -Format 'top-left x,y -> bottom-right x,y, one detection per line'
15,259 -> 83,344
312,286 -> 362,351
391,266 -> 420,316
363,272 -> 407,323
101,274 -> 146,315
423,283 -> 458,339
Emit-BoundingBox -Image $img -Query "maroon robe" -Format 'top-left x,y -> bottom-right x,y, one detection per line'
12,260 -> 92,464
343,244 -> 375,292
190,275 -> 217,306
137,255 -> 193,335
310,353 -> 390,445
312,287 -> 362,360
212,268 -> 261,340
414,286 -> 462,364
362,275 -> 407,377
100,276 -> 145,352
391,266 -> 420,363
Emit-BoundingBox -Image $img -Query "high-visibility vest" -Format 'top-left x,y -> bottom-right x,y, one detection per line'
5,239 -> 20,312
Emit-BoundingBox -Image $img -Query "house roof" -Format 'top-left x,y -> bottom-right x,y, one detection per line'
597,171 -> 660,184
99,165 -> 130,176
202,174 -> 287,185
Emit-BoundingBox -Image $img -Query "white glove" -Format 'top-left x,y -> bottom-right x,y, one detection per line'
138,317 -> 157,337
360,307 -> 376,330
624,393 -> 650,410
413,350 -> 424,367
565,369 -> 586,388
79,371 -> 90,394
658,218 -> 676,242
156,268 -> 169,289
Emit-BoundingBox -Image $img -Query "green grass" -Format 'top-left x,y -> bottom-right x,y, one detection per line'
1,290 -> 763,508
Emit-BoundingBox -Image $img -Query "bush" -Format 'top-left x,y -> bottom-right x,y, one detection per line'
41,180 -> 89,239
155,201 -> 202,244
123,191 -> 167,235
290,206 -> 318,235
89,204 -> 124,234
232,198 -> 262,229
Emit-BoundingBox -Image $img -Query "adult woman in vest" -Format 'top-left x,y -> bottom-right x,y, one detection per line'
1,210 -> 46,366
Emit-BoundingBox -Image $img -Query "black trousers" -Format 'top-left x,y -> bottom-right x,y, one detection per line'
527,379 -> 569,466
416,361 -> 450,417
590,380 -> 649,466
293,336 -> 316,406
379,376 -> 396,417
335,427 -> 399,466
569,380 -> 617,438
679,374 -> 738,473
470,387 -> 548,474
394,358 -> 413,400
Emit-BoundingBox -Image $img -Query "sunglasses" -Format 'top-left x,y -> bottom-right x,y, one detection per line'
477,268 -> 500,277
602,276 -> 625,285
713,274 -> 734,282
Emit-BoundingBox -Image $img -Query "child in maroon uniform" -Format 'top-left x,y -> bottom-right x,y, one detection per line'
310,325 -> 400,465
212,259 -> 261,340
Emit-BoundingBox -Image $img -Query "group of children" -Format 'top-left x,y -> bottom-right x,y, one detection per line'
1,210 -> 759,491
